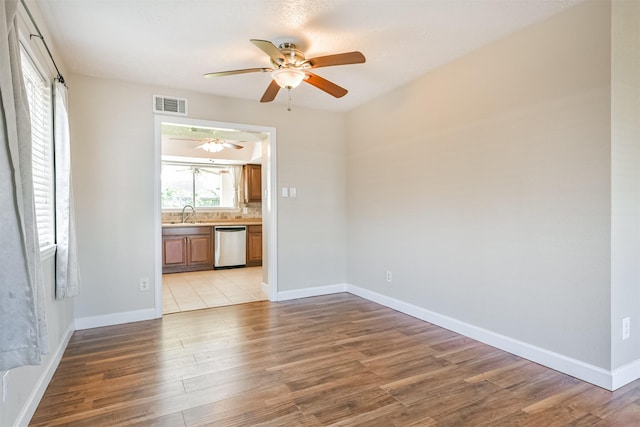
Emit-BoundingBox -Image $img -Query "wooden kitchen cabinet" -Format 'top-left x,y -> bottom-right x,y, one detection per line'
187,235 -> 212,266
243,164 -> 262,203
246,225 -> 262,267
163,236 -> 187,268
162,226 -> 213,273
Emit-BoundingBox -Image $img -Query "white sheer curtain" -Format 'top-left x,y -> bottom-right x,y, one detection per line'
0,0 -> 48,370
54,81 -> 80,298
230,165 -> 242,207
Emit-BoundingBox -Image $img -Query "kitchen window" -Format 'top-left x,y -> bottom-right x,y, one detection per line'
161,162 -> 237,209
21,45 -> 54,249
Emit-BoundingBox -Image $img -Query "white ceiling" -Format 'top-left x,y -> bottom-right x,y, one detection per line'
35,0 -> 584,112
161,123 -> 266,164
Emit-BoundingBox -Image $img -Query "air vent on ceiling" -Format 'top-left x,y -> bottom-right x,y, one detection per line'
153,95 -> 187,115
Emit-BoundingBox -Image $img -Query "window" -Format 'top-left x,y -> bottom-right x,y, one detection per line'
161,162 -> 236,209
21,46 -> 54,248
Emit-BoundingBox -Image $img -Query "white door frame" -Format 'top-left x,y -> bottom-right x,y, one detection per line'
153,115 -> 278,317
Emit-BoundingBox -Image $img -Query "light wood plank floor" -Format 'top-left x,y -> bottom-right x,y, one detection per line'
31,294 -> 640,426
163,267 -> 266,314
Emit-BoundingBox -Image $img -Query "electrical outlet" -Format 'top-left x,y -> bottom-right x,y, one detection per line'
623,317 -> 631,340
386,270 -> 392,283
139,277 -> 150,291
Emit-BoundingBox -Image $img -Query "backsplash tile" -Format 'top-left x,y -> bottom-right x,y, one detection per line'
162,202 -> 261,223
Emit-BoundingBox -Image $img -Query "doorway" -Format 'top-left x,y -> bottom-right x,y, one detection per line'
153,115 -> 277,317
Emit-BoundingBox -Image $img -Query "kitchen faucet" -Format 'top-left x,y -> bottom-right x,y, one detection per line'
181,205 -> 196,223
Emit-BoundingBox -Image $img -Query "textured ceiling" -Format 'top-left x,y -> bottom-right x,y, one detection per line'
35,0 -> 584,112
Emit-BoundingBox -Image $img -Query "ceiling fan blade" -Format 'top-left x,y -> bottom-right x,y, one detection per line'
304,72 -> 348,98
221,141 -> 244,150
250,39 -> 286,64
307,51 -> 366,68
204,67 -> 271,78
260,80 -> 281,102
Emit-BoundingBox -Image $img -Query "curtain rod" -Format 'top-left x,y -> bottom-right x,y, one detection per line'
19,0 -> 66,87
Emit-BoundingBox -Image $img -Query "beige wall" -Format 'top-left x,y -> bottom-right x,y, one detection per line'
346,0 -> 614,369
69,75 -> 347,320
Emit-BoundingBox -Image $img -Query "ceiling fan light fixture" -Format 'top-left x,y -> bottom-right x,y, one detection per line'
200,142 -> 224,153
271,68 -> 305,89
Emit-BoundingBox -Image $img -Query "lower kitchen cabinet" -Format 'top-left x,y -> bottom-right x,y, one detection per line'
162,226 -> 213,273
163,236 -> 187,267
246,225 -> 262,267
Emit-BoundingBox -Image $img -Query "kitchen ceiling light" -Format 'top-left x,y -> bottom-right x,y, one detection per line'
271,68 -> 305,89
200,142 -> 224,153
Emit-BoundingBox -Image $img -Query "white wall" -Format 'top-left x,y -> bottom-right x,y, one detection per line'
68,75 -> 347,322
346,0 -> 613,371
611,0 -> 640,370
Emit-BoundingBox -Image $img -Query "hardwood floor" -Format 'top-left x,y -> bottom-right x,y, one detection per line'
31,294 -> 640,426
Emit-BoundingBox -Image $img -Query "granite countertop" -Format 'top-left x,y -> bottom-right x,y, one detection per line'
162,219 -> 262,227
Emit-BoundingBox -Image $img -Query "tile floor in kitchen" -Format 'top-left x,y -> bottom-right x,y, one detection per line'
162,266 -> 266,314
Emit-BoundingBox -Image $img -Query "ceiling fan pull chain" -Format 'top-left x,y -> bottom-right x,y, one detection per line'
287,88 -> 292,111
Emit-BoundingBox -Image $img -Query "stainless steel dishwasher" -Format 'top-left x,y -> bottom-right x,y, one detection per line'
214,226 -> 246,268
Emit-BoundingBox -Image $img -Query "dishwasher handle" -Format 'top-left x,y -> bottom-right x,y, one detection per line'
215,226 -> 246,232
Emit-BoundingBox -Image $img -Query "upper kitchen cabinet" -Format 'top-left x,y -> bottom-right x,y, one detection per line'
243,164 -> 262,203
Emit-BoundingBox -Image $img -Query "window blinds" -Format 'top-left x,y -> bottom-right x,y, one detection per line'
21,47 -> 54,248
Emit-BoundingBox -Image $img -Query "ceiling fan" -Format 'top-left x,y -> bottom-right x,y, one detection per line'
204,39 -> 366,103
170,137 -> 243,153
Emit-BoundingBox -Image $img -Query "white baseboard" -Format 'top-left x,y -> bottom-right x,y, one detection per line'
277,283 -> 347,301
74,308 -> 158,330
346,284 -> 637,391
612,359 -> 640,390
15,323 -> 74,427
66,286 -> 640,391
261,282 -> 269,295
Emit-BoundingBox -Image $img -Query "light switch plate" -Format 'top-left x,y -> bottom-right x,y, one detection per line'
289,187 -> 297,198
281,187 -> 289,198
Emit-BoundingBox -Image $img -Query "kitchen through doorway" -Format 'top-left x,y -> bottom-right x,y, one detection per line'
154,115 -> 277,318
